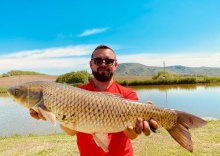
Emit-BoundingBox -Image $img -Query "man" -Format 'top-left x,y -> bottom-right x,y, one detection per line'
30,45 -> 158,156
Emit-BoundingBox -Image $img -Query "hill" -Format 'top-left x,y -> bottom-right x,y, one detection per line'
115,63 -> 220,76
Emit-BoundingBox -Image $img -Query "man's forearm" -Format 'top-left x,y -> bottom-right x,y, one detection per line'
60,125 -> 77,136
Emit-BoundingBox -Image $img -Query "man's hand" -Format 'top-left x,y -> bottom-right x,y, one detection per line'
133,118 -> 158,135
30,108 -> 77,136
29,108 -> 46,120
124,101 -> 159,139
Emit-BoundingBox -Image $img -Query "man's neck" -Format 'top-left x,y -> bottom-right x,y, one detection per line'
93,78 -> 114,91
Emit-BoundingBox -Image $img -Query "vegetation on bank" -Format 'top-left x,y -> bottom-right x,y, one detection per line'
0,87 -> 7,93
1,70 -> 45,77
0,120 -> 219,156
0,88 -> 7,95
55,70 -> 93,86
1,70 -> 220,93
116,72 -> 220,86
55,71 -> 220,86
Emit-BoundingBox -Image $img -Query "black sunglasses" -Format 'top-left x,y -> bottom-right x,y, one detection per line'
92,58 -> 116,66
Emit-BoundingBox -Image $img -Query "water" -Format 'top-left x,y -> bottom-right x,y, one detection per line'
0,84 -> 219,136
0,97 -> 62,136
134,84 -> 220,119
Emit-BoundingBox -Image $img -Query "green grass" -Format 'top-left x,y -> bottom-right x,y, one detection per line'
0,87 -> 7,92
0,133 -> 79,156
132,120 -> 220,156
0,121 -> 219,156
0,87 -> 7,95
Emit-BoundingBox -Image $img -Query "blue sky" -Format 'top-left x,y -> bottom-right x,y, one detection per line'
0,0 -> 220,75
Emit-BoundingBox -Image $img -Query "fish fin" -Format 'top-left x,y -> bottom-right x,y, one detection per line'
167,110 -> 207,152
175,110 -> 207,128
92,133 -> 109,152
33,98 -> 57,126
38,106 -> 56,126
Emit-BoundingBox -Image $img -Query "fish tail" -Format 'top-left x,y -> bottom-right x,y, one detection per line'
167,110 -> 208,152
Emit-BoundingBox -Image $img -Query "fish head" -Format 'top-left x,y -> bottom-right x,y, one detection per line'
7,83 -> 42,108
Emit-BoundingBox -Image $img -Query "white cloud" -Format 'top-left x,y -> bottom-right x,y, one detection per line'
3,45 -> 93,59
0,45 -> 96,75
78,27 -> 109,37
1,45 -> 220,75
117,52 -> 220,68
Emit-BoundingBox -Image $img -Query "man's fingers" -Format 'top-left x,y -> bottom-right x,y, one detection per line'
29,109 -> 46,120
149,119 -> 160,133
135,118 -> 143,134
129,118 -> 159,136
30,109 -> 40,120
127,125 -> 133,131
38,113 -> 46,120
149,119 -> 158,129
146,101 -> 153,105
143,121 -> 151,136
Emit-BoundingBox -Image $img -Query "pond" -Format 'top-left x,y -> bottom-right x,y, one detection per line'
134,84 -> 220,119
0,84 -> 219,136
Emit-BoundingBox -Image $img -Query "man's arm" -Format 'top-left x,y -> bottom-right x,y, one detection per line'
60,125 -> 77,136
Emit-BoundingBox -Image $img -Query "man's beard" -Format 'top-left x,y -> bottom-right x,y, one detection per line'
92,68 -> 113,82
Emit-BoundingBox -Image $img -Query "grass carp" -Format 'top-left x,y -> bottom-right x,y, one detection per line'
7,81 -> 207,152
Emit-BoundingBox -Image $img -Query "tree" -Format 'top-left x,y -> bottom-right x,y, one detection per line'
56,70 -> 93,84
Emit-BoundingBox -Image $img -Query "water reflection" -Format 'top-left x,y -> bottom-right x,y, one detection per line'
132,83 -> 220,91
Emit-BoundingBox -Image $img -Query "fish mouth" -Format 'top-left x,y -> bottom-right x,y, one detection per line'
7,87 -> 12,97
7,87 -> 18,103
6,88 -> 15,102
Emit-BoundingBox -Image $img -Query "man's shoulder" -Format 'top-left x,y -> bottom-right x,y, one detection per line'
112,82 -> 138,100
78,81 -> 93,90
113,82 -> 134,92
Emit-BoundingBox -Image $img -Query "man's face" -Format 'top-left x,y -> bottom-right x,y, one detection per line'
90,48 -> 118,82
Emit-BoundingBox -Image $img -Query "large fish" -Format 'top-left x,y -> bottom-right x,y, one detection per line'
7,81 -> 207,152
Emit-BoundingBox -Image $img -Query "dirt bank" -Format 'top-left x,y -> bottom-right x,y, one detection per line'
0,75 -> 58,88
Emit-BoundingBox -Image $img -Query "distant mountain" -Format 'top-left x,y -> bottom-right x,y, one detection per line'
115,63 -> 220,76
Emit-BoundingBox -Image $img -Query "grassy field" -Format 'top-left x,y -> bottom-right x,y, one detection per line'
0,121 -> 219,156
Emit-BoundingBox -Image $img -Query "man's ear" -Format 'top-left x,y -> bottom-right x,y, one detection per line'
114,61 -> 118,69
89,60 -> 92,68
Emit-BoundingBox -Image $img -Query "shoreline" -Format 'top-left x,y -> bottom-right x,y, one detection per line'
202,117 -> 219,121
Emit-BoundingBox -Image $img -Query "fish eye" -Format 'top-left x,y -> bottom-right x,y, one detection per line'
14,89 -> 19,96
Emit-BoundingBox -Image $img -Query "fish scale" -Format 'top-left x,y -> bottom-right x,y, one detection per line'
7,81 -> 207,152
42,82 -> 172,131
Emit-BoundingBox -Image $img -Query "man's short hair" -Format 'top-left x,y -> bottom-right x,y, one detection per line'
91,45 -> 115,58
